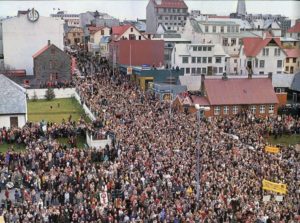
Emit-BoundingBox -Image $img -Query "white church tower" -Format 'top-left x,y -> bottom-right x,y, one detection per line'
236,0 -> 246,16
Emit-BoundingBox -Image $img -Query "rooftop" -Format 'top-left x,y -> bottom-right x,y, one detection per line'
153,0 -> 188,9
287,21 -> 300,33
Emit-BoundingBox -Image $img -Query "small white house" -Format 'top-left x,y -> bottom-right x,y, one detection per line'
171,43 -> 229,76
239,34 -> 286,75
0,74 -> 27,128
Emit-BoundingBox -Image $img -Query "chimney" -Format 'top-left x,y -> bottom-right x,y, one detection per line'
201,74 -> 205,95
48,40 -> 51,46
222,72 -> 228,80
268,72 -> 272,80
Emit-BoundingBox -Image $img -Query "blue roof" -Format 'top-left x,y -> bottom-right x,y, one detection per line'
100,36 -> 111,43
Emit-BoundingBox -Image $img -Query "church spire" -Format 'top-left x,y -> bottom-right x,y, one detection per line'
236,0 -> 246,16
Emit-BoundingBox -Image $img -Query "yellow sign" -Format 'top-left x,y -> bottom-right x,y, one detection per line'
265,146 -> 280,154
0,216 -> 4,223
262,179 -> 287,194
127,67 -> 133,75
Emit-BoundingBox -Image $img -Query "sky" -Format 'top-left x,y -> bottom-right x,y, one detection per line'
0,0 -> 299,21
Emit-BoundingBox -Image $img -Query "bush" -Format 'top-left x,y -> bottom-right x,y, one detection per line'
45,88 -> 55,100
32,91 -> 38,101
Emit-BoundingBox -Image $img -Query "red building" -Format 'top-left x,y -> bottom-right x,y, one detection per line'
109,40 -> 164,67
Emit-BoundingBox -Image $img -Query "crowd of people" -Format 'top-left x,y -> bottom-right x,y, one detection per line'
0,55 -> 299,222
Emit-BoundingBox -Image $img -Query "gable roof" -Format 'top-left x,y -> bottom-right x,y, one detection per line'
88,26 -> 106,34
112,24 -> 132,36
32,44 -> 51,58
153,0 -> 188,9
284,48 -> 300,58
291,72 -> 300,92
0,74 -> 26,115
287,22 -> 300,33
242,36 -> 283,57
204,78 -> 278,105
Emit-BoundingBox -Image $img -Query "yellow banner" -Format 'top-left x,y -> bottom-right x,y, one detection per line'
262,179 -> 287,194
0,216 -> 4,223
265,146 -> 280,154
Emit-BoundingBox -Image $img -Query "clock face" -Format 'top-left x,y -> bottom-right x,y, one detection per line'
27,8 -> 39,22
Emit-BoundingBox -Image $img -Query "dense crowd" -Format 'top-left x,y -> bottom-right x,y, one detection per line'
0,55 -> 299,222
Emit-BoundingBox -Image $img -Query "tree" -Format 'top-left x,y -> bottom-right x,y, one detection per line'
45,88 -> 55,100
32,91 -> 38,101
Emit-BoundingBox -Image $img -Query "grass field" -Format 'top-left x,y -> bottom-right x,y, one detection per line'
0,142 -> 26,153
267,134 -> 300,146
28,98 -> 88,124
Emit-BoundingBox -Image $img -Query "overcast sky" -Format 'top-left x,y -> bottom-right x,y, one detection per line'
0,1 -> 299,21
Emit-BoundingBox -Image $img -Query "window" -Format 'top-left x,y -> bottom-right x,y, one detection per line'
202,57 -> 207,63
130,28 -> 133,32
263,48 -> 269,56
227,26 -> 230,32
259,105 -> 265,114
197,57 -> 201,63
285,66 -> 289,72
233,106 -> 239,114
286,58 -> 289,63
255,58 -> 258,68
223,38 -> 228,46
191,68 -> 196,74
219,67 -> 223,73
214,106 -> 220,115
269,105 -> 274,114
207,46 -> 212,51
213,67 -> 218,74
49,61 -> 53,69
185,68 -> 190,74
205,26 -> 209,32
234,59 -> 237,63
277,60 -> 282,68
215,57 -> 221,63
259,71 -> 264,75
192,57 -> 196,63
293,58 -> 296,63
101,30 -> 104,35
221,26 -> 224,33
203,46 -> 207,51
165,16 -> 169,20
213,26 -> 216,33
274,48 -> 281,56
223,106 -> 229,115
231,38 -> 236,46
198,46 -> 202,51
129,34 -> 136,40
202,67 -> 207,74
250,105 -> 256,114
208,57 -> 212,63
196,68 -> 201,74
193,46 -> 197,51
182,57 -> 189,63
260,60 -> 265,68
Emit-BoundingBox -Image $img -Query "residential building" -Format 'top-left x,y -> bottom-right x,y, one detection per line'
0,74 -> 27,128
280,37 -> 300,49
146,0 -> 188,34
239,34 -> 286,75
286,21 -> 300,40
87,26 -> 110,55
100,36 -> 111,59
111,24 -> 147,41
171,43 -> 229,76
50,11 -> 80,27
109,40 -> 164,68
284,49 -> 300,74
123,19 -> 147,33
152,33 -> 191,68
2,9 -> 64,75
65,27 -> 84,46
173,74 -> 279,117
33,40 -> 71,86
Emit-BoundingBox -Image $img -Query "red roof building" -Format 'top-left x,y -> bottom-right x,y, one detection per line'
287,21 -> 300,33
153,0 -> 188,9
110,40 -> 164,67
111,24 -> 147,41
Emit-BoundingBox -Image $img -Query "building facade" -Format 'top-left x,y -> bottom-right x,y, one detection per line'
33,41 -> 71,86
239,36 -> 286,75
284,49 -> 300,74
171,43 -> 229,76
65,27 -> 84,46
112,24 -> 147,41
2,9 -> 64,75
0,74 -> 27,128
286,21 -> 300,40
50,11 -> 80,27
146,0 -> 188,34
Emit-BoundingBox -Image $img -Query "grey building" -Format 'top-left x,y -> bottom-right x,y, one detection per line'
146,0 -> 188,34
33,40 -> 71,86
0,20 -> 3,61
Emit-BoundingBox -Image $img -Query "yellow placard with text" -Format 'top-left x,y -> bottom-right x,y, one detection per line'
265,146 -> 280,154
262,179 -> 287,194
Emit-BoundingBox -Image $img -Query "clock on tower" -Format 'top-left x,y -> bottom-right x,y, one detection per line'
27,8 -> 39,22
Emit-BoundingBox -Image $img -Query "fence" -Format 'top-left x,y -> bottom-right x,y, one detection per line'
86,131 -> 112,150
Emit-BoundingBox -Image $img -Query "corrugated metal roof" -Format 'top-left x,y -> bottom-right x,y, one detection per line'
205,78 -> 278,105
272,74 -> 295,88
0,74 -> 26,114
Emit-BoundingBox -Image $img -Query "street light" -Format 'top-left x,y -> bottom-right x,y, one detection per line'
194,104 -> 210,210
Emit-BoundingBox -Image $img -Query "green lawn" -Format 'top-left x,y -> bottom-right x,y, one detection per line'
28,98 -> 89,124
0,142 -> 26,153
266,134 -> 300,146
57,135 -> 87,149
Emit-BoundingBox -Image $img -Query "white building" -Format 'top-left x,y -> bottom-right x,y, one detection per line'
0,74 -> 27,128
50,11 -> 80,27
239,35 -> 286,75
2,9 -> 64,75
171,43 -> 229,76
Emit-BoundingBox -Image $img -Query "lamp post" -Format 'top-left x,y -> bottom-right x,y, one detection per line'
169,69 -> 172,117
194,104 -> 210,210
